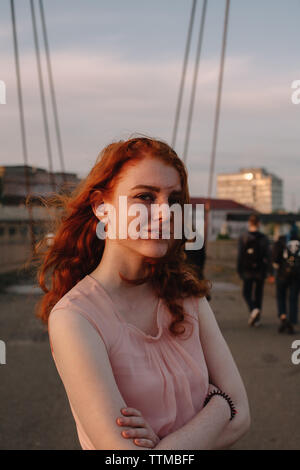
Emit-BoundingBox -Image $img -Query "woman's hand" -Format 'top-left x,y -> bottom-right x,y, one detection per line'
116,407 -> 160,448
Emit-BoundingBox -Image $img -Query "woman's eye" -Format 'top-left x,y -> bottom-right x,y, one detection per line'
134,194 -> 182,205
135,193 -> 155,202
169,198 -> 181,205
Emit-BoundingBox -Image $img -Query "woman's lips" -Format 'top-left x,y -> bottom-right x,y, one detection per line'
140,229 -> 174,237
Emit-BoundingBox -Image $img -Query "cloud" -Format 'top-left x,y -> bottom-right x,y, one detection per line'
2,48 -> 291,154
2,49 -> 279,113
1,47 -> 299,210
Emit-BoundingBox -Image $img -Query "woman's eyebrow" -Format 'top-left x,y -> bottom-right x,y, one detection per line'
131,184 -> 182,194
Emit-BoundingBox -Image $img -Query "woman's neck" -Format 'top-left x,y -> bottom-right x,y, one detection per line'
90,242 -> 153,300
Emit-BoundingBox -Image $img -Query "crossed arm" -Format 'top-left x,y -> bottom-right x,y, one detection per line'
154,296 -> 251,449
48,296 -> 250,450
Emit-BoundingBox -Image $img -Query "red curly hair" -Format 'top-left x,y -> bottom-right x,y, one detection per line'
35,136 -> 211,338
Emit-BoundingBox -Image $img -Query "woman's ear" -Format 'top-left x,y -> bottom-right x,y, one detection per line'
91,190 -> 104,220
94,202 -> 107,221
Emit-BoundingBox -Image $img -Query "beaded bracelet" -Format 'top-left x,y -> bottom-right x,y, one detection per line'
203,389 -> 237,421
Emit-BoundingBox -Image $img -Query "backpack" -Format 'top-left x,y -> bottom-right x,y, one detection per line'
241,232 -> 265,273
280,239 -> 300,281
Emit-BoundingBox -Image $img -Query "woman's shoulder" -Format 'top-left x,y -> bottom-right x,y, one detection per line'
51,275 -> 112,309
186,294 -> 216,328
182,294 -> 207,323
48,275 -> 120,354
48,275 -> 118,334
49,275 -> 95,314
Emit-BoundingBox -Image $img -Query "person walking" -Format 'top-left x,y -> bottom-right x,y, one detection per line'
237,213 -> 272,327
272,223 -> 300,334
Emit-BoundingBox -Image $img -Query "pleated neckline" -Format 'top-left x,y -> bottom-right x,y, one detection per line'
86,274 -> 163,341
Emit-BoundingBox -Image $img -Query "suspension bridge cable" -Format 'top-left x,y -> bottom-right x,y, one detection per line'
39,0 -> 66,183
182,0 -> 207,164
171,0 -> 197,149
207,0 -> 230,199
29,0 -> 56,191
10,0 -> 36,253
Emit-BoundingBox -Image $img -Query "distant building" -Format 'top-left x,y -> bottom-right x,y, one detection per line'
190,197 -> 255,241
0,204 -> 61,274
0,165 -> 81,205
217,167 -> 283,213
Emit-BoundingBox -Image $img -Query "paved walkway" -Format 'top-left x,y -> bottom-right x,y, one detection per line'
0,266 -> 299,449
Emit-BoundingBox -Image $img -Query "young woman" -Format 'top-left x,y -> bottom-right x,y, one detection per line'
36,136 -> 250,450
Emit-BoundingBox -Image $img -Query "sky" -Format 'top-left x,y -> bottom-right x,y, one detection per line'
0,0 -> 299,211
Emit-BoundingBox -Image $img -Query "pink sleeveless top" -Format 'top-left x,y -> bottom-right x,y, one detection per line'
48,274 -> 209,450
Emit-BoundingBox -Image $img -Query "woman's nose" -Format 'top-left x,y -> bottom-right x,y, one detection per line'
151,201 -> 171,223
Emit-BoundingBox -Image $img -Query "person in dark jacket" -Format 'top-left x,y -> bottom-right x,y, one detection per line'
272,223 -> 300,334
184,227 -> 211,301
237,213 -> 272,327
184,239 -> 206,280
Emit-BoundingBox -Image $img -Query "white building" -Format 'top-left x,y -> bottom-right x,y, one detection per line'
190,197 -> 254,241
217,167 -> 283,213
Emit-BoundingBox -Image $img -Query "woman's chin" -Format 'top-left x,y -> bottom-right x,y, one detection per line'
138,239 -> 169,258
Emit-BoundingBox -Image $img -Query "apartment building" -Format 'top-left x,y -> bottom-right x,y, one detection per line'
217,167 -> 283,213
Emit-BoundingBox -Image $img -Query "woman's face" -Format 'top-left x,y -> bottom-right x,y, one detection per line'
99,156 -> 183,259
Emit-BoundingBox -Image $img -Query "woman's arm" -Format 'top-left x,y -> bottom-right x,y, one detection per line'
154,391 -> 231,450
48,308 -> 150,450
154,296 -> 250,450
198,295 -> 250,448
